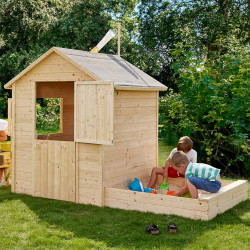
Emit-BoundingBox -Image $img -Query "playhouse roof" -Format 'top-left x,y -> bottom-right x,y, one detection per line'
4,47 -> 167,91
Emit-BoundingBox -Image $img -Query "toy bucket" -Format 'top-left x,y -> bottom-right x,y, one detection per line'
129,178 -> 144,192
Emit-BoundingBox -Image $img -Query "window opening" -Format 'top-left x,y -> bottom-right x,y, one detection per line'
36,98 -> 62,137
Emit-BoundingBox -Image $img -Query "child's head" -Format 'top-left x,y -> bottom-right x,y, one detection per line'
177,136 -> 193,153
171,151 -> 190,174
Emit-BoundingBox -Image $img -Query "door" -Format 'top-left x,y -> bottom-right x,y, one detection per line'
33,140 -> 76,202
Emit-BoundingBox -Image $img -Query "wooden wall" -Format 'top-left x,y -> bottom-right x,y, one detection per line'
76,143 -> 103,206
105,187 -> 210,220
103,90 -> 158,188
12,52 -> 94,195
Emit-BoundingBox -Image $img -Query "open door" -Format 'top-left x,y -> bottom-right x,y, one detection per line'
74,81 -> 114,145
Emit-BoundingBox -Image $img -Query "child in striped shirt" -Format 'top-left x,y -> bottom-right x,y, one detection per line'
170,151 -> 221,199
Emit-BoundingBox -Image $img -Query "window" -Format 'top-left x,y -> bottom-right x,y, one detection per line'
36,82 -> 74,141
36,98 -> 62,135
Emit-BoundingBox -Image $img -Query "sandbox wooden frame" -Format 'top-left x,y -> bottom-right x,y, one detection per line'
4,47 -> 248,220
104,178 -> 248,220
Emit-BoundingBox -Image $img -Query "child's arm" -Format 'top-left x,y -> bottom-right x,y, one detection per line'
0,131 -> 7,142
174,180 -> 188,197
216,174 -> 221,182
163,158 -> 171,179
190,150 -> 197,163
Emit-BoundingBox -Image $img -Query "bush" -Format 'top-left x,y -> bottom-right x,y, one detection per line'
159,42 -> 250,177
36,98 -> 61,134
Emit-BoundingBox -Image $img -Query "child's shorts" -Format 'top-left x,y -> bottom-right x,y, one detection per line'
162,166 -> 185,178
187,176 -> 221,193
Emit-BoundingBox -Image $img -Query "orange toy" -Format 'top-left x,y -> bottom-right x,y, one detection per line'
149,190 -> 158,194
166,190 -> 176,196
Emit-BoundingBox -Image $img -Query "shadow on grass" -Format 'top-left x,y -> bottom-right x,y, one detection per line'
0,186 -> 249,249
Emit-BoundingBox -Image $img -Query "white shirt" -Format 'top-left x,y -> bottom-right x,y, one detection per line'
0,119 -> 8,131
169,148 -> 197,163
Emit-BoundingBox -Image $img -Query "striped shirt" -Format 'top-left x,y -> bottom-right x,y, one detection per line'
185,163 -> 220,181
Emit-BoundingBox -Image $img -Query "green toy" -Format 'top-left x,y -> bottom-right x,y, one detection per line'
160,178 -> 169,190
182,191 -> 192,198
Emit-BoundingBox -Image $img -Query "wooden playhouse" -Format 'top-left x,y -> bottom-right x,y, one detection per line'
4,47 -> 247,220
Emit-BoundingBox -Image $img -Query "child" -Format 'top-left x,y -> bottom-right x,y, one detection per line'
148,136 -> 197,188
171,151 -> 221,199
0,119 -> 8,185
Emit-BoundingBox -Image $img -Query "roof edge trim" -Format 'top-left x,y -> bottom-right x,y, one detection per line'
114,85 -> 168,91
4,47 -> 56,89
4,47 -> 102,89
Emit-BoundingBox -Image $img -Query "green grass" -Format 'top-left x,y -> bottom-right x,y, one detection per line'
0,142 -> 249,249
36,128 -> 61,135
158,140 -> 174,166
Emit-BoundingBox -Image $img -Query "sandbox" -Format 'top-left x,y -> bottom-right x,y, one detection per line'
104,177 -> 248,220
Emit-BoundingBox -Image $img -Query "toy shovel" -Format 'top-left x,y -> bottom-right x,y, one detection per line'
160,178 -> 169,190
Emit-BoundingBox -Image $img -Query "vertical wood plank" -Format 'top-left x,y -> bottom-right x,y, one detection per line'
48,140 -> 55,199
103,85 -> 107,141
54,141 -> 62,200
68,142 -> 76,202
98,84 -> 104,142
11,84 -> 16,192
75,143 -> 79,203
61,141 -> 69,201
33,141 -> 41,196
7,98 -> 12,136
40,141 -> 48,197
86,85 -> 90,140
74,83 -> 77,141
99,145 -> 104,206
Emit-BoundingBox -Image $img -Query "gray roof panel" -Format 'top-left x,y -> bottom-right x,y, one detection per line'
56,47 -> 166,89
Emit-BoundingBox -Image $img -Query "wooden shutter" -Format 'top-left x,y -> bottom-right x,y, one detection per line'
74,81 -> 114,145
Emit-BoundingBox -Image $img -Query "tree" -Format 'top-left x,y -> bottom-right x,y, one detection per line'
136,1 -> 249,175
136,0 -> 249,90
0,0 -> 139,117
159,40 -> 249,176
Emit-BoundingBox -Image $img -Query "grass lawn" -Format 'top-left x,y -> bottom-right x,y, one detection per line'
0,141 -> 249,249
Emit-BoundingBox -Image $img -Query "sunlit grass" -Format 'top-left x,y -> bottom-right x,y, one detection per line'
158,140 -> 174,166
0,141 -> 249,249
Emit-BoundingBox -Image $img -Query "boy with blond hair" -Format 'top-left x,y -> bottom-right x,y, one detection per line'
171,151 -> 221,199
148,136 -> 197,188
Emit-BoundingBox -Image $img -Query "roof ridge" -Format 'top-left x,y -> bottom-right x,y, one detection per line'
55,47 -> 123,60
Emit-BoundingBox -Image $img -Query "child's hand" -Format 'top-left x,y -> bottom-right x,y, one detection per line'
174,191 -> 181,197
163,173 -> 168,179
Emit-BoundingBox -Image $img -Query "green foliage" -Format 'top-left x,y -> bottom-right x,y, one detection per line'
0,0 -> 138,116
136,0 -> 249,92
0,0 -> 249,176
160,41 -> 250,176
0,85 -> 8,118
36,98 -> 61,134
